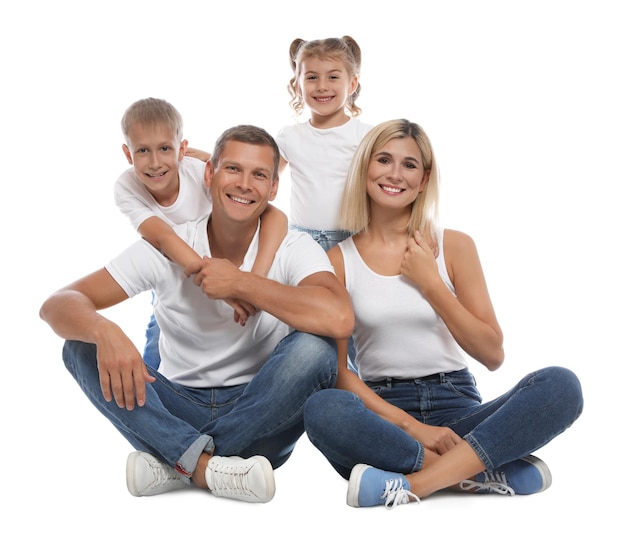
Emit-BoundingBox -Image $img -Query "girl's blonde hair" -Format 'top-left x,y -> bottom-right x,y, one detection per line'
340,119 -> 440,244
287,36 -> 363,117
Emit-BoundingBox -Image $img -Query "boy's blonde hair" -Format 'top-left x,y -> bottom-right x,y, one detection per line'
287,36 -> 363,117
340,119 -> 440,245
121,97 -> 184,144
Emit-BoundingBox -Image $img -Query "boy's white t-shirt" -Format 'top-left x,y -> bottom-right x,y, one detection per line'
114,156 -> 210,230
105,216 -> 335,388
276,118 -> 372,231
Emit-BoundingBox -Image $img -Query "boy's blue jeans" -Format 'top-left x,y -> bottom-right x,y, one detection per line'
63,331 -> 337,477
304,366 -> 583,479
143,292 -> 160,370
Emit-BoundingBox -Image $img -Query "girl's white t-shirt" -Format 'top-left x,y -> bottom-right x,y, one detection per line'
276,118 -> 372,230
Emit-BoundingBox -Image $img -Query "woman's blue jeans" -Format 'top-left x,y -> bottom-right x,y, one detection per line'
63,331 -> 337,477
304,366 -> 583,479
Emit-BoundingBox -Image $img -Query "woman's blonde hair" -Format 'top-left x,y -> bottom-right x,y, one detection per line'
287,36 -> 362,117
340,119 -> 440,243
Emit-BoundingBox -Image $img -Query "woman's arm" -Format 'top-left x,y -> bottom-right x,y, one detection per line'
401,229 -> 504,370
328,246 -> 462,454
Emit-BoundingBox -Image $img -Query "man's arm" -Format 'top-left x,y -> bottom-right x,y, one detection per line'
185,258 -> 354,339
39,268 -> 155,409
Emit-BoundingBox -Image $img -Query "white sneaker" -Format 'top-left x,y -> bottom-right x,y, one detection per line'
205,455 -> 275,503
126,451 -> 187,497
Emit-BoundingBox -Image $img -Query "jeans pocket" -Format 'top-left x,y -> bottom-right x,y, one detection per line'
444,372 -> 483,403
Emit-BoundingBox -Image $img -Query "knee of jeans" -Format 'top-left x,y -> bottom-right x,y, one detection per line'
293,333 -> 337,368
62,340 -> 96,374
304,389 -> 338,431
542,366 -> 584,421
557,366 -> 584,418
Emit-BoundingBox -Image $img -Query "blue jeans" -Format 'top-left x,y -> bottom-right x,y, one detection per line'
290,225 -> 357,372
143,293 -> 161,370
289,225 -> 352,252
304,366 -> 583,479
63,331 -> 337,477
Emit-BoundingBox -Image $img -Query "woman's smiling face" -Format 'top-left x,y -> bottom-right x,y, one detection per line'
366,136 -> 429,208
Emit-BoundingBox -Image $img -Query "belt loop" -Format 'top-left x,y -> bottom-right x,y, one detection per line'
386,377 -> 393,388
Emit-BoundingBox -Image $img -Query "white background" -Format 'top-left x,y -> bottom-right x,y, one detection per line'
2,1 -> 623,540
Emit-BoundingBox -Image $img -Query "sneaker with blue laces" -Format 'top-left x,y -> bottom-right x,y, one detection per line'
459,455 -> 552,496
347,464 -> 419,509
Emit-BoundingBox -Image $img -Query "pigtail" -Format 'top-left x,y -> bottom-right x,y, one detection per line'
288,38 -> 306,116
342,35 -> 362,117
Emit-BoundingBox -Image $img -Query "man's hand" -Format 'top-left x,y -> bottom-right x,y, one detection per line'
96,323 -> 155,410
185,257 -> 258,325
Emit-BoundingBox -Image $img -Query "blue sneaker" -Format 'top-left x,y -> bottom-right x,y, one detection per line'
459,455 -> 552,496
347,464 -> 419,509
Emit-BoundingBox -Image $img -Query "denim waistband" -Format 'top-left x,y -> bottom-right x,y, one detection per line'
289,225 -> 352,241
364,373 -> 446,387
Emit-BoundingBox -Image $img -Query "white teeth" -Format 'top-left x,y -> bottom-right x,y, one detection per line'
382,185 -> 402,193
230,195 -> 252,204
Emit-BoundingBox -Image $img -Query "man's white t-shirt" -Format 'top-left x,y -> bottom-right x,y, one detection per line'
105,216 -> 334,388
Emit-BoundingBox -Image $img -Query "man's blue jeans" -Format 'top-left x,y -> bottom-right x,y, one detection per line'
63,331 -> 337,478
304,367 -> 583,479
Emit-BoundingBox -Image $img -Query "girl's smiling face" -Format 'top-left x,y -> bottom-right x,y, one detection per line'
297,56 -> 358,125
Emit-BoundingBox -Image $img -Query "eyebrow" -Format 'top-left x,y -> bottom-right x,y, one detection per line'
220,159 -> 273,176
304,69 -> 343,75
373,151 -> 420,164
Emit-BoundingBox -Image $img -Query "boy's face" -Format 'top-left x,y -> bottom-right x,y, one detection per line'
122,122 -> 187,203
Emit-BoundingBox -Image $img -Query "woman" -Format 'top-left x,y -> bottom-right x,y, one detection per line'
303,119 -> 583,508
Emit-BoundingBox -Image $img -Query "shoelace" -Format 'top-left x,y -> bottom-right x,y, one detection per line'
459,470 -> 515,496
381,478 -> 420,509
210,463 -> 254,496
146,458 -> 181,489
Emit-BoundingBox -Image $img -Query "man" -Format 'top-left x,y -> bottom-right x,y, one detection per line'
40,125 -> 354,503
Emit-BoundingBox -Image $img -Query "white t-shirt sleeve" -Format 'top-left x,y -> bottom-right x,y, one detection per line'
113,157 -> 210,231
274,231 -> 335,285
104,239 -> 169,298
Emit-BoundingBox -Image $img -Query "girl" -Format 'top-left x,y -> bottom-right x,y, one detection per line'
303,119 -> 583,508
276,36 -> 373,251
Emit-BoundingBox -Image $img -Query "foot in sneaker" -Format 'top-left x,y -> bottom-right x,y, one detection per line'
205,455 -> 275,503
126,451 -> 187,497
347,464 -> 419,509
459,455 -> 552,496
